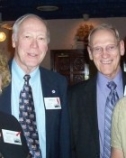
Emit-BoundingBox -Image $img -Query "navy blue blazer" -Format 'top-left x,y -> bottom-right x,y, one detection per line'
0,65 -> 71,158
68,71 -> 126,158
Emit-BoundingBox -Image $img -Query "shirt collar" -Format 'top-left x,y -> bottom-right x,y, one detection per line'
97,69 -> 123,90
12,59 -> 39,84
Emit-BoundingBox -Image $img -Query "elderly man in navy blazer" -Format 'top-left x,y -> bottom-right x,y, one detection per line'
0,13 -> 71,158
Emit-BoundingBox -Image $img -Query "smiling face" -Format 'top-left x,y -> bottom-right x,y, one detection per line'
12,17 -> 48,73
88,29 -> 125,79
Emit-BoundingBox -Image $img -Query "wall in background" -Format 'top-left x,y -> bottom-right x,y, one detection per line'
1,17 -> 126,69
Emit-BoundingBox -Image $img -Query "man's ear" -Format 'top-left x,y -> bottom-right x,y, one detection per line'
119,40 -> 125,56
12,34 -> 16,48
87,46 -> 93,60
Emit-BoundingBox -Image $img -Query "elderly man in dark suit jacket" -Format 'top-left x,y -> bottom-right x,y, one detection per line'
0,13 -> 71,158
69,23 -> 126,158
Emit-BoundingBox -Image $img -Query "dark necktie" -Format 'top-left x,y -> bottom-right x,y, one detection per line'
103,81 -> 119,158
19,75 -> 41,158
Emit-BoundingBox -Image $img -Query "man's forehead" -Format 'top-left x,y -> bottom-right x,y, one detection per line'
91,30 -> 117,43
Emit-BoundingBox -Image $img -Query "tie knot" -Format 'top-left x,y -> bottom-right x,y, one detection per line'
23,75 -> 30,85
107,81 -> 117,90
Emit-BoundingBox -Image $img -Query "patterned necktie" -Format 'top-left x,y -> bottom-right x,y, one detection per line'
103,81 -> 119,158
19,75 -> 41,158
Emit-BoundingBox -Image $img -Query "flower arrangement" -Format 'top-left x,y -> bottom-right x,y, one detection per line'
75,24 -> 94,44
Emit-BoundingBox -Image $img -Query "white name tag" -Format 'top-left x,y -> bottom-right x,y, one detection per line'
2,129 -> 22,145
44,97 -> 61,110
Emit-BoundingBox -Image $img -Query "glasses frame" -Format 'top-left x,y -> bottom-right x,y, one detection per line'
89,42 -> 119,56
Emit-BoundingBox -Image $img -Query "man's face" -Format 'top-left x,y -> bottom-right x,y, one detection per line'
12,17 -> 48,73
88,29 -> 125,79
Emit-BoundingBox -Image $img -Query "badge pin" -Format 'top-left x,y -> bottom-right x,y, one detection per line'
52,90 -> 55,93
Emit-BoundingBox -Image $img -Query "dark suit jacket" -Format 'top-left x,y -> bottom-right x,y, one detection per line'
0,65 -> 71,158
68,72 -> 126,158
0,111 -> 29,158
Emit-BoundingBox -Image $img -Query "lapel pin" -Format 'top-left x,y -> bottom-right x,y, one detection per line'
52,90 -> 56,93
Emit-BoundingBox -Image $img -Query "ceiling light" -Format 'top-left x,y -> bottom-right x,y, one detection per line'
83,14 -> 89,21
37,5 -> 59,11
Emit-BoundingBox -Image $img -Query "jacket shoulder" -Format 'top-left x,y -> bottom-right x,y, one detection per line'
39,66 -> 67,83
68,75 -> 97,93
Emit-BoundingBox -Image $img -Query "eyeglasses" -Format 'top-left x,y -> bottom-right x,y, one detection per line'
90,43 -> 119,55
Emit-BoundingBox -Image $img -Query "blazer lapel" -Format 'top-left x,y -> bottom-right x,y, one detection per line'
84,76 -> 100,154
0,83 -> 11,114
40,68 -> 62,156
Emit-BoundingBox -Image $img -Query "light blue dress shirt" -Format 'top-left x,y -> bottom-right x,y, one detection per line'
11,59 -> 46,158
97,70 -> 124,158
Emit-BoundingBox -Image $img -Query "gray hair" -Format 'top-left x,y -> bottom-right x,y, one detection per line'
12,13 -> 50,43
88,23 -> 120,45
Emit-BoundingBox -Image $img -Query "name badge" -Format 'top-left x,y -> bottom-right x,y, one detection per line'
2,129 -> 22,145
44,97 -> 61,110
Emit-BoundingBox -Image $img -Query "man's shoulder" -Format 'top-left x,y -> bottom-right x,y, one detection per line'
40,67 -> 65,77
39,66 -> 67,83
68,75 -> 97,92
69,80 -> 88,91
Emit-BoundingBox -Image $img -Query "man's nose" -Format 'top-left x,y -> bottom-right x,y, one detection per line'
31,39 -> 38,48
101,47 -> 110,56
